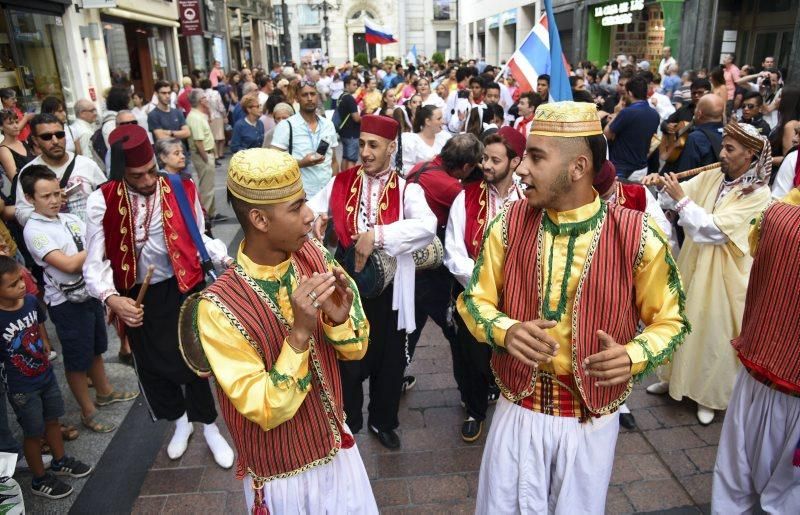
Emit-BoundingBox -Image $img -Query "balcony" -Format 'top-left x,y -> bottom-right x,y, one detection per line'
433,0 -> 456,21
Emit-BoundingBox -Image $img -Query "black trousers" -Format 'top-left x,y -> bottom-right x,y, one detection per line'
127,277 -> 217,424
340,286 -> 406,433
452,309 -> 492,422
406,265 -> 458,362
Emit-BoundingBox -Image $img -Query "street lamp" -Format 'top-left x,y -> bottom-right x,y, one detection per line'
311,0 -> 340,62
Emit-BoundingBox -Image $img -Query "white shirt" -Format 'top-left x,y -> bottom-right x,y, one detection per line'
23,212 -> 85,306
308,171 -> 437,333
16,153 -> 107,226
421,93 -> 446,110
70,118 -> 95,159
513,116 -> 534,137
649,92 -> 676,122
258,91 -> 269,110
83,179 -> 229,301
658,57 -> 677,80
401,131 -> 451,175
772,149 -> 797,199
444,183 -> 523,288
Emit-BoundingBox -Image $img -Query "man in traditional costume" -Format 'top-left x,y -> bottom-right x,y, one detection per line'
83,124 -> 234,466
710,186 -> 800,513
309,115 -> 437,449
593,159 -> 676,430
643,121 -> 772,425
195,148 -> 377,513
444,127 -> 526,442
457,101 -> 689,513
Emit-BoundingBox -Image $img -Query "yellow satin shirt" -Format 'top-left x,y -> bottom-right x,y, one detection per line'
457,195 -> 688,378
750,187 -> 800,254
197,243 -> 369,431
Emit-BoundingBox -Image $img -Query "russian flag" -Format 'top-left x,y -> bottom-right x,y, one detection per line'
506,0 -> 572,101
364,19 -> 397,45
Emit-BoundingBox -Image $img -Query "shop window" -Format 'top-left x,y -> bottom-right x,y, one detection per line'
437,31 -> 451,53
1,10 -> 74,112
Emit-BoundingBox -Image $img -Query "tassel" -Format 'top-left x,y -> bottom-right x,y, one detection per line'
341,431 -> 355,450
793,436 -> 800,468
251,483 -> 270,515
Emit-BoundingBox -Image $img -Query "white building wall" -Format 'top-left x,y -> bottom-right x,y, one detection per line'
460,0 -> 540,61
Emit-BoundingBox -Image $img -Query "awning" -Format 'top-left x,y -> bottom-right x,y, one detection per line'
101,7 -> 181,28
1,0 -> 71,15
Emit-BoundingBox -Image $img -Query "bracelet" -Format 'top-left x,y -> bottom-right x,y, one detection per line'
675,197 -> 692,213
374,226 -> 384,249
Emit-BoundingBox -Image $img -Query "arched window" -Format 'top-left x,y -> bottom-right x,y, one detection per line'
349,9 -> 376,20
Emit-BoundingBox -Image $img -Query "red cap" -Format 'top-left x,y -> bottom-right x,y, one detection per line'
496,126 -> 527,159
593,160 -> 616,195
108,124 -> 154,168
360,115 -> 399,141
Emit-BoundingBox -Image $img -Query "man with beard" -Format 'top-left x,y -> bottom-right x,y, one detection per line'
309,115 -> 436,449
195,148 -> 376,513
16,114 -> 106,225
444,127 -> 526,442
643,122 -> 772,425
458,101 -> 688,512
83,124 -> 234,467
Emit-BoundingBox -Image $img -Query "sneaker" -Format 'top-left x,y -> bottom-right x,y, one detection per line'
31,473 -> 73,499
401,375 -> 416,393
645,381 -> 670,395
461,417 -> 483,443
487,385 -> 500,404
50,456 -> 93,478
16,454 -> 52,471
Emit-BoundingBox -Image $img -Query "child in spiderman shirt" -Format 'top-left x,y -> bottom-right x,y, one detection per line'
0,255 -> 92,499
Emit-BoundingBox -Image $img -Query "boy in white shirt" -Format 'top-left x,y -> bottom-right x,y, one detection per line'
22,165 -> 137,434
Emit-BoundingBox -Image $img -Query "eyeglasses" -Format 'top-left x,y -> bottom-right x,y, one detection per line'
119,120 -> 138,126
36,131 -> 66,141
299,80 -> 317,88
742,103 -> 759,109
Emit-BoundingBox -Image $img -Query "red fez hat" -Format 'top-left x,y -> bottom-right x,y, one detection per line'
108,124 -> 154,169
496,126 -> 527,159
593,160 -> 616,195
360,115 -> 399,141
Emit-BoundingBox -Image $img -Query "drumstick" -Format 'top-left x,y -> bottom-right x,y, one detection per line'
135,265 -> 155,307
649,163 -> 721,187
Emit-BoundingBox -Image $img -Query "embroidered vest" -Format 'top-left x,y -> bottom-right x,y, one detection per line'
492,200 -> 646,414
329,166 -> 401,249
100,176 -> 204,294
616,182 -> 647,213
732,202 -> 800,394
202,239 -> 347,482
464,181 -> 489,260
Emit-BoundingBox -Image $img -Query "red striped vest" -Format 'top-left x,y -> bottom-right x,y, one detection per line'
202,240 -> 346,481
617,182 -> 647,213
492,200 -> 646,414
733,202 -> 800,394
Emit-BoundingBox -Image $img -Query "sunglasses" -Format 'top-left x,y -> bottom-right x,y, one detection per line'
36,131 -> 66,141
119,120 -> 138,126
299,80 -> 317,88
742,103 -> 759,109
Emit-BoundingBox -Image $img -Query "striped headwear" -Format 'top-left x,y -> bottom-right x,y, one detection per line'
723,121 -> 773,190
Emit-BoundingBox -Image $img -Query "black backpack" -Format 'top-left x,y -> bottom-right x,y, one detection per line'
91,114 -> 116,163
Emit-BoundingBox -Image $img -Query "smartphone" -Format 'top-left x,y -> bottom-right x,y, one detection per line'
316,140 -> 330,156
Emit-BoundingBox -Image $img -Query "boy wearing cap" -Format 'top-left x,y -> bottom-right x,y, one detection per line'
83,124 -> 234,467
195,148 -> 376,513
458,101 -> 688,512
444,127 -> 525,442
309,115 -> 437,449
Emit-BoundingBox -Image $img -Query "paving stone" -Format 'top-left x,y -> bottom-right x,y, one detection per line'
691,422 -> 723,445
605,485 -> 635,514
415,372 -> 458,390
199,464 -> 242,492
150,447 -> 182,470
627,452 -> 673,479
413,345 -> 452,361
644,426 -> 706,452
398,407 -> 426,429
131,495 -> 167,514
139,467 -> 204,495
685,446 -> 719,473
679,472 -> 714,506
422,405 -> 464,428
465,471 -> 481,499
650,403 -> 699,427
399,426 -> 471,452
371,478 -> 410,507
408,474 -> 470,504
616,431 -> 653,454
661,450 -> 699,477
161,492 -> 227,513
401,389 -> 446,409
434,446 -> 484,474
442,387 -> 466,407
629,408 -> 662,430
376,451 -> 440,478
406,358 -> 440,374
362,452 -> 379,480
611,455 -> 643,484
626,387 -> 670,409
623,478 -> 694,512
226,491 -> 247,513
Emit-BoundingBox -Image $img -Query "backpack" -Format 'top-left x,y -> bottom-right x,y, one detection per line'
91,113 -> 116,164
332,94 -> 352,134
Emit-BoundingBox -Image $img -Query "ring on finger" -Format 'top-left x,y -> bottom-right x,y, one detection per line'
312,300 -> 321,309
308,291 -> 318,301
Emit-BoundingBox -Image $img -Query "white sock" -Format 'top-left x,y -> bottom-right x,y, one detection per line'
204,423 -> 234,469
620,404 -> 631,414
167,413 -> 193,460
